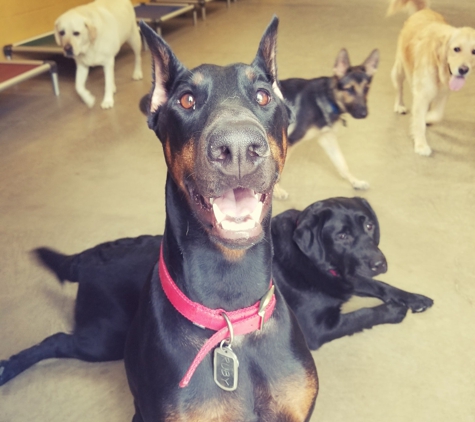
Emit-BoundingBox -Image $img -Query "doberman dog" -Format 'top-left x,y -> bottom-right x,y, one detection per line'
0,198 -> 433,386
124,18 -> 317,421
273,49 -> 379,199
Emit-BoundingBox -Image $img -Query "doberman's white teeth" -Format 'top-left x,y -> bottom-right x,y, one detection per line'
210,198 -> 214,205
212,203 -> 226,225
250,201 -> 263,222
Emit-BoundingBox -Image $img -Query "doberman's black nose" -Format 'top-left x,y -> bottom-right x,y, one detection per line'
459,65 -> 469,76
207,122 -> 269,177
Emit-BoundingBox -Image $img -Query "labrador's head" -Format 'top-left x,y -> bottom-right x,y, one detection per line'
54,10 -> 97,58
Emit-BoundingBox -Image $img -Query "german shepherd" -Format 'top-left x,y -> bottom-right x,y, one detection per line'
274,48 -> 379,199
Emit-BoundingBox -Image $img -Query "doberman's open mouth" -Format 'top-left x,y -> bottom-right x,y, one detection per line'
191,187 -> 270,243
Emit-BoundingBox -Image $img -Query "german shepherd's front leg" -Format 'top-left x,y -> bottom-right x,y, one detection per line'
317,127 -> 369,190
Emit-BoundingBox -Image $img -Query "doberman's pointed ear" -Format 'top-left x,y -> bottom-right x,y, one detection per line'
363,49 -> 379,76
139,21 -> 187,127
252,16 -> 284,100
356,197 -> 381,245
333,48 -> 350,78
292,202 -> 331,267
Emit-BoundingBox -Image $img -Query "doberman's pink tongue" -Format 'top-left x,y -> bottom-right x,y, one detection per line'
212,188 -> 263,231
449,75 -> 466,91
214,188 -> 258,218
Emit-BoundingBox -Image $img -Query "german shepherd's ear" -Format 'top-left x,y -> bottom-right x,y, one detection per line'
363,49 -> 379,76
139,21 -> 187,124
333,48 -> 351,78
252,16 -> 284,100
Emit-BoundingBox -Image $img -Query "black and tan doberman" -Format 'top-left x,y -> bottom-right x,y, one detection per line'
124,18 -> 317,421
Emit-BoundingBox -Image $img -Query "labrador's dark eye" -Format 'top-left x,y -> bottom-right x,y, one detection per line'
59,30 -> 65,36
256,90 -> 271,106
454,47 -> 461,53
338,233 -> 348,240
73,31 -> 80,36
366,223 -> 374,231
179,93 -> 195,110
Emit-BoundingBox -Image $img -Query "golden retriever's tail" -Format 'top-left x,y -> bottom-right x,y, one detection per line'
386,0 -> 429,16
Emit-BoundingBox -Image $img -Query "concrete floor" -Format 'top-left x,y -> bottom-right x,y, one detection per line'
1,0 -> 474,421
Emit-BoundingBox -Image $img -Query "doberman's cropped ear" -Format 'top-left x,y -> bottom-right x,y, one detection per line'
363,49 -> 379,76
139,21 -> 187,126
356,197 -> 381,245
292,202 -> 331,267
333,48 -> 351,78
252,16 -> 284,100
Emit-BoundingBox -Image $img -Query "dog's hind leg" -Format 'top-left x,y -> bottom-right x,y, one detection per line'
0,333 -> 81,385
128,29 -> 143,81
318,128 -> 369,190
391,57 -> 407,114
101,58 -> 116,109
75,63 -> 95,108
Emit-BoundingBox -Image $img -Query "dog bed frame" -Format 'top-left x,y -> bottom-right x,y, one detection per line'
3,32 -> 61,60
3,3 -> 197,59
152,0 -> 231,21
0,59 -> 60,95
134,3 -> 197,35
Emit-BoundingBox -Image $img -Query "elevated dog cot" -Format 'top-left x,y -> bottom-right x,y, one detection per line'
0,60 -> 60,95
151,0 -> 232,21
134,3 -> 197,35
3,4 -> 196,60
3,32 -> 62,60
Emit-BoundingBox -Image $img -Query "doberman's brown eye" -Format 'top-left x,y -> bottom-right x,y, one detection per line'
256,90 -> 271,106
179,93 -> 195,110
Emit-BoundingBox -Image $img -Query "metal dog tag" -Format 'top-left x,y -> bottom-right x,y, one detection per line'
213,342 -> 239,391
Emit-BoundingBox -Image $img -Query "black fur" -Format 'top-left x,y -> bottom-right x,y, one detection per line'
0,198 -> 433,387
124,18 -> 317,421
272,197 -> 433,350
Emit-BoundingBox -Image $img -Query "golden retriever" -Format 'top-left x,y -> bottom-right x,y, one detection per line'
388,0 -> 475,155
55,0 -> 143,109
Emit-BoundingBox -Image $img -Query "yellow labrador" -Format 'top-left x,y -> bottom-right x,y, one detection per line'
388,0 -> 475,155
55,0 -> 143,109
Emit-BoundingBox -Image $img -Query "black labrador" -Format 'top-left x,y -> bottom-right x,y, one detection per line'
272,196 -> 433,350
0,197 -> 432,386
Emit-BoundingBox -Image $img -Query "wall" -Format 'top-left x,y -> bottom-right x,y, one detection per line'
0,0 -> 91,51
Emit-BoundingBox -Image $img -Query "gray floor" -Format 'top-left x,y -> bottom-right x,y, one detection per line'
1,0 -> 474,421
